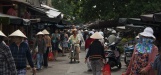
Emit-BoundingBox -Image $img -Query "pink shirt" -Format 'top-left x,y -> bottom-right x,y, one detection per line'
126,45 -> 158,75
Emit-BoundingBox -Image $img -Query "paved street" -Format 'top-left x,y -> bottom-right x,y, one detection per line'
27,48 -> 127,75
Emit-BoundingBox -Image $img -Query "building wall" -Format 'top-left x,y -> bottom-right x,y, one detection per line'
17,0 -> 52,7
26,0 -> 41,7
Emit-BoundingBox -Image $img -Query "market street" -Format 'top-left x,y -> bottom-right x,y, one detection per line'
27,48 -> 127,75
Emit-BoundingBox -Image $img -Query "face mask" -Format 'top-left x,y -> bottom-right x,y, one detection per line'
140,36 -> 154,45
136,36 -> 154,53
135,38 -> 140,43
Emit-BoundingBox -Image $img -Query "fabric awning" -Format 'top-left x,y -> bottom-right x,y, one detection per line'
125,24 -> 145,31
119,18 -> 143,25
46,10 -> 61,18
40,4 -> 61,18
88,20 -> 122,29
41,4 -> 59,11
140,14 -> 154,22
154,12 -> 161,22
116,26 -> 126,30
0,13 -> 22,25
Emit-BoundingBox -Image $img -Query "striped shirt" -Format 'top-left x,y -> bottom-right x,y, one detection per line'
0,42 -> 17,75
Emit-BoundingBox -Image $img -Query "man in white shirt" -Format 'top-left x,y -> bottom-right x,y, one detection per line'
99,30 -> 104,37
89,29 -> 94,35
107,30 -> 117,44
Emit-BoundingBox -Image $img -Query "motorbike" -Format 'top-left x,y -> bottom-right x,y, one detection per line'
124,45 -> 134,66
104,42 -> 122,69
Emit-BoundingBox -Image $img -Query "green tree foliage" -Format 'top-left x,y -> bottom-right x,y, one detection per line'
52,0 -> 84,24
52,0 -> 161,23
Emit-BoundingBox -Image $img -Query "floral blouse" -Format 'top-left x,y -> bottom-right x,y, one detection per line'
131,51 -> 149,75
126,45 -> 158,75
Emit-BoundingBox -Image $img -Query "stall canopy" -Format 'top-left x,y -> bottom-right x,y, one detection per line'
49,24 -> 70,29
154,12 -> 161,22
140,14 -> 154,22
88,20 -> 123,29
41,4 -> 61,18
119,18 -> 159,27
10,0 -> 61,23
125,24 -> 145,31
41,4 -> 59,11
0,13 -> 22,25
119,18 -> 143,25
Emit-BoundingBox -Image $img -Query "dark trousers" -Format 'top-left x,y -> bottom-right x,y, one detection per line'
43,47 -> 49,67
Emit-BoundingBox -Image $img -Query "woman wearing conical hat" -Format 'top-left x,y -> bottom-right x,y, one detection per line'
34,31 -> 46,70
9,29 -> 36,75
42,29 -> 51,68
85,32 -> 106,75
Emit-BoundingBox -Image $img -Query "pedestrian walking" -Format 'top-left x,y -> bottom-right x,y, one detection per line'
62,31 -> 69,53
78,28 -> 85,47
83,30 -> 89,41
51,30 -> 60,60
60,30 -> 66,56
85,32 -> 105,75
9,29 -> 36,75
124,27 -> 158,75
34,31 -> 46,70
152,47 -> 161,75
107,30 -> 117,44
0,31 -> 17,75
42,29 -> 51,68
85,33 -> 95,72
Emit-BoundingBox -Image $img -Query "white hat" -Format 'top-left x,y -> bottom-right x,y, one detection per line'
42,29 -> 49,34
135,36 -> 139,39
36,31 -> 44,35
0,31 -> 6,37
9,29 -> 27,38
139,27 -> 155,39
90,32 -> 104,39
112,30 -> 116,33
85,30 -> 88,31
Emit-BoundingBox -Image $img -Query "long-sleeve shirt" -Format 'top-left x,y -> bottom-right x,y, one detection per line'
86,40 -> 105,60
0,42 -> 17,75
126,45 -> 158,75
44,35 -> 52,47
34,38 -> 46,53
10,42 -> 34,70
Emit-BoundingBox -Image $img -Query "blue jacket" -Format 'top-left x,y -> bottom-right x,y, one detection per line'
10,42 -> 34,69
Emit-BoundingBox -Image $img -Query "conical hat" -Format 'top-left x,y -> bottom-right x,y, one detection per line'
90,32 -> 104,39
42,29 -> 49,34
36,31 -> 44,35
9,29 -> 27,38
0,31 -> 6,37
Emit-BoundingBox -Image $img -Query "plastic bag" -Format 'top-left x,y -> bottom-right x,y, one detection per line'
48,52 -> 54,61
103,64 -> 111,75
35,46 -> 38,53
32,53 -> 37,60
